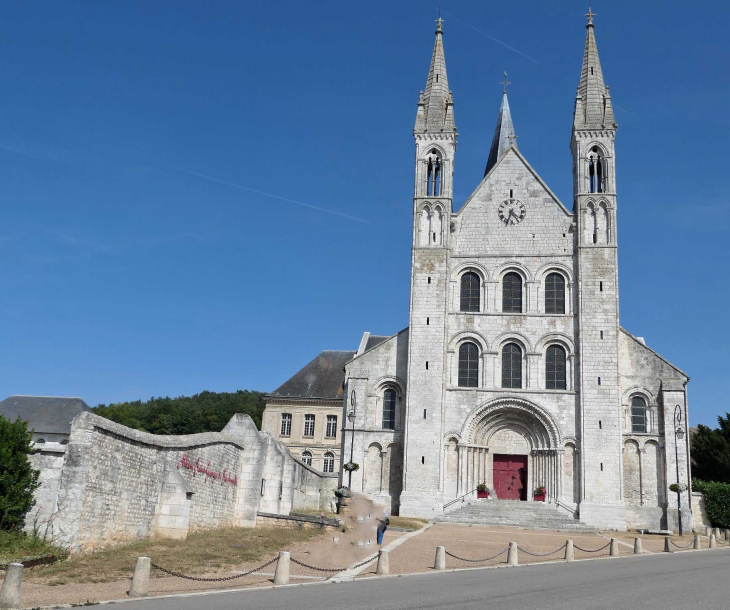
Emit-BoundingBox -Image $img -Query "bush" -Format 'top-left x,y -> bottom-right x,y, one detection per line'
0,415 -> 40,530
693,479 -> 730,528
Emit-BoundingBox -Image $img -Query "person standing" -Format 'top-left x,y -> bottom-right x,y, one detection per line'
376,508 -> 389,546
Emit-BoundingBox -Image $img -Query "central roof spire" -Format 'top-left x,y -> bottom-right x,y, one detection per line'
484,74 -> 517,176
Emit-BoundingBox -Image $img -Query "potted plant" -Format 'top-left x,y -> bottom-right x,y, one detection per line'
534,486 -> 546,502
477,483 -> 489,499
343,462 -> 359,472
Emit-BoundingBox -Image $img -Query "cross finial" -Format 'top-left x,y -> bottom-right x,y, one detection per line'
436,16 -> 444,33
508,131 -> 518,145
501,71 -> 511,94
585,3 -> 597,25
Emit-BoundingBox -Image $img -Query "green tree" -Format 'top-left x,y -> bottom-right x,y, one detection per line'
94,389 -> 267,435
0,415 -> 40,530
691,414 -> 730,483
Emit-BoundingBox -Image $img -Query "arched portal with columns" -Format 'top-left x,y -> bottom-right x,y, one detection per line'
450,397 -> 563,503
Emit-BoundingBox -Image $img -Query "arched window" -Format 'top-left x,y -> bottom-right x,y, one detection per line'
323,452 -> 335,473
383,389 -> 396,430
426,150 -> 442,196
458,342 -> 479,388
545,273 -> 566,314
502,343 -> 522,389
301,451 -> 312,466
631,396 -> 648,433
460,272 -> 480,312
419,205 -> 431,246
502,272 -> 522,313
36,438 -> 46,444
588,147 -> 604,194
546,345 -> 567,390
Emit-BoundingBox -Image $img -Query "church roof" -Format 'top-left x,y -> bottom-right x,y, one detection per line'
0,395 -> 92,434
268,350 -> 356,401
484,91 -> 516,176
414,18 -> 455,133
365,335 -> 389,351
574,13 -> 616,128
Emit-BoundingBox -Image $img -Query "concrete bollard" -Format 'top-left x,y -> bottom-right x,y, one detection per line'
0,563 -> 23,609
663,536 -> 672,553
273,551 -> 290,585
128,557 -> 150,599
434,546 -> 446,571
710,535 -> 717,549
507,542 -> 518,567
376,549 -> 389,576
706,526 -> 712,537
609,538 -> 619,557
634,537 -> 642,555
714,527 -> 721,539
564,540 -> 574,562
694,534 -> 701,550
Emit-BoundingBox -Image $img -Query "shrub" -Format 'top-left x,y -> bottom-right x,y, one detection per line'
0,415 -> 40,530
693,479 -> 730,528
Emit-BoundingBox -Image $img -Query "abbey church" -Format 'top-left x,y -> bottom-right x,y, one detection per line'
263,13 -> 692,531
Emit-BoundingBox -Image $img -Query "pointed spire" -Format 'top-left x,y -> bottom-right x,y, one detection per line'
484,90 -> 516,176
415,17 -> 455,133
574,9 -> 616,128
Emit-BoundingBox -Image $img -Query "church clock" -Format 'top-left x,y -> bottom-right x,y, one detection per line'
498,199 -> 526,225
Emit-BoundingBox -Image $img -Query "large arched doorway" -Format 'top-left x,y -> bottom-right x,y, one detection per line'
456,398 -> 561,502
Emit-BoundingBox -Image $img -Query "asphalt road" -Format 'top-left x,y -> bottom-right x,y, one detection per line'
120,550 -> 730,610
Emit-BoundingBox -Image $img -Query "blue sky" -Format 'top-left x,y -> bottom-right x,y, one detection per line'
1,1 -> 728,426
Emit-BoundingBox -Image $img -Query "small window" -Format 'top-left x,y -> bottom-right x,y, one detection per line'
502,343 -> 522,388
303,414 -> 315,437
280,414 -> 292,437
326,415 -> 337,438
502,272 -> 523,313
383,389 -> 396,430
460,272 -> 480,312
60,439 -> 69,445
36,438 -> 46,444
301,451 -> 312,466
458,342 -> 479,388
323,452 -> 335,473
546,345 -> 567,390
631,396 -> 648,433
545,273 -> 566,314
428,276 -> 431,284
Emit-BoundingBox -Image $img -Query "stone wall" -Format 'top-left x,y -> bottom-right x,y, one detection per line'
43,412 -> 336,553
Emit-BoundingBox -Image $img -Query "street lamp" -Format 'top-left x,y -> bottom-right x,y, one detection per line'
347,390 -> 356,489
674,404 -> 686,536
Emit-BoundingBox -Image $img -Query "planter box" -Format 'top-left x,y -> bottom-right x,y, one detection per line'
477,490 -> 490,499
534,493 -> 546,502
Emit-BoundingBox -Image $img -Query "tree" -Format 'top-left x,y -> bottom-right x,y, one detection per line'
691,414 -> 730,483
0,415 -> 40,530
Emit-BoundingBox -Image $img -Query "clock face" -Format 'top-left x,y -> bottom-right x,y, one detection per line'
498,199 -> 526,225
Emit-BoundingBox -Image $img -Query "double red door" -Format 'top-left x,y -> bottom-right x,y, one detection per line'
493,454 -> 527,501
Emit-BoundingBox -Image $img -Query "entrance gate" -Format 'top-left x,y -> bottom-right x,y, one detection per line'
493,454 -> 527,501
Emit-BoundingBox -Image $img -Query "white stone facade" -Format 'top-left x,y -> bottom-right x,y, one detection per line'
335,17 -> 692,532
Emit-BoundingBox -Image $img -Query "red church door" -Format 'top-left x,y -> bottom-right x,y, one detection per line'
493,454 -> 527,501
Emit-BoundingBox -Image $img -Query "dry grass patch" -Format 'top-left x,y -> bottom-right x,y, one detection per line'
29,527 -> 325,585
387,517 -> 428,531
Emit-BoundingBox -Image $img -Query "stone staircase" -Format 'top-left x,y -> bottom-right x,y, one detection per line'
436,499 -> 595,531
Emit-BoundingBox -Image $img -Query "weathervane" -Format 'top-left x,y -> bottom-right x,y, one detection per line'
501,71 -> 511,94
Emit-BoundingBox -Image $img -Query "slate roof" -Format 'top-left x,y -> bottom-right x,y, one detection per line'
0,395 -> 92,434
365,335 -> 389,351
268,351 -> 356,400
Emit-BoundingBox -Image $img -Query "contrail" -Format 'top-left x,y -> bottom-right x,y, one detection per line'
445,12 -> 541,65
162,164 -> 370,224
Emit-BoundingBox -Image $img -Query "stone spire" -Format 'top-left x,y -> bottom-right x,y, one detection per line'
574,9 -> 616,128
414,18 -> 455,133
484,90 -> 516,176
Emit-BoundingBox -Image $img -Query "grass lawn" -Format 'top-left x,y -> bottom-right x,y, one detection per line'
0,530 -> 67,564
28,527 -> 326,586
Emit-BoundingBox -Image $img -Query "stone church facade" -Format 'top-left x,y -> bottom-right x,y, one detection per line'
267,14 -> 692,531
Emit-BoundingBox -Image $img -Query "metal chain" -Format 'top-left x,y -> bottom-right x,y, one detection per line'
444,547 -> 509,563
670,538 -> 695,549
150,556 -> 278,582
573,541 -> 611,553
289,555 -> 377,573
518,543 -> 567,557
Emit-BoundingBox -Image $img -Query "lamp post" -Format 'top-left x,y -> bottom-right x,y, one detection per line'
347,390 -> 356,489
674,404 -> 685,536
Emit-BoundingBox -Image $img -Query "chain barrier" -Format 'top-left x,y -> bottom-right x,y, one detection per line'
518,543 -> 567,557
670,538 -> 695,550
150,556 -> 279,582
573,541 -> 611,553
444,547 -> 509,563
289,555 -> 377,573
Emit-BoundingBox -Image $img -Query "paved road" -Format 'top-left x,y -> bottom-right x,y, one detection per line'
121,550 -> 730,610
